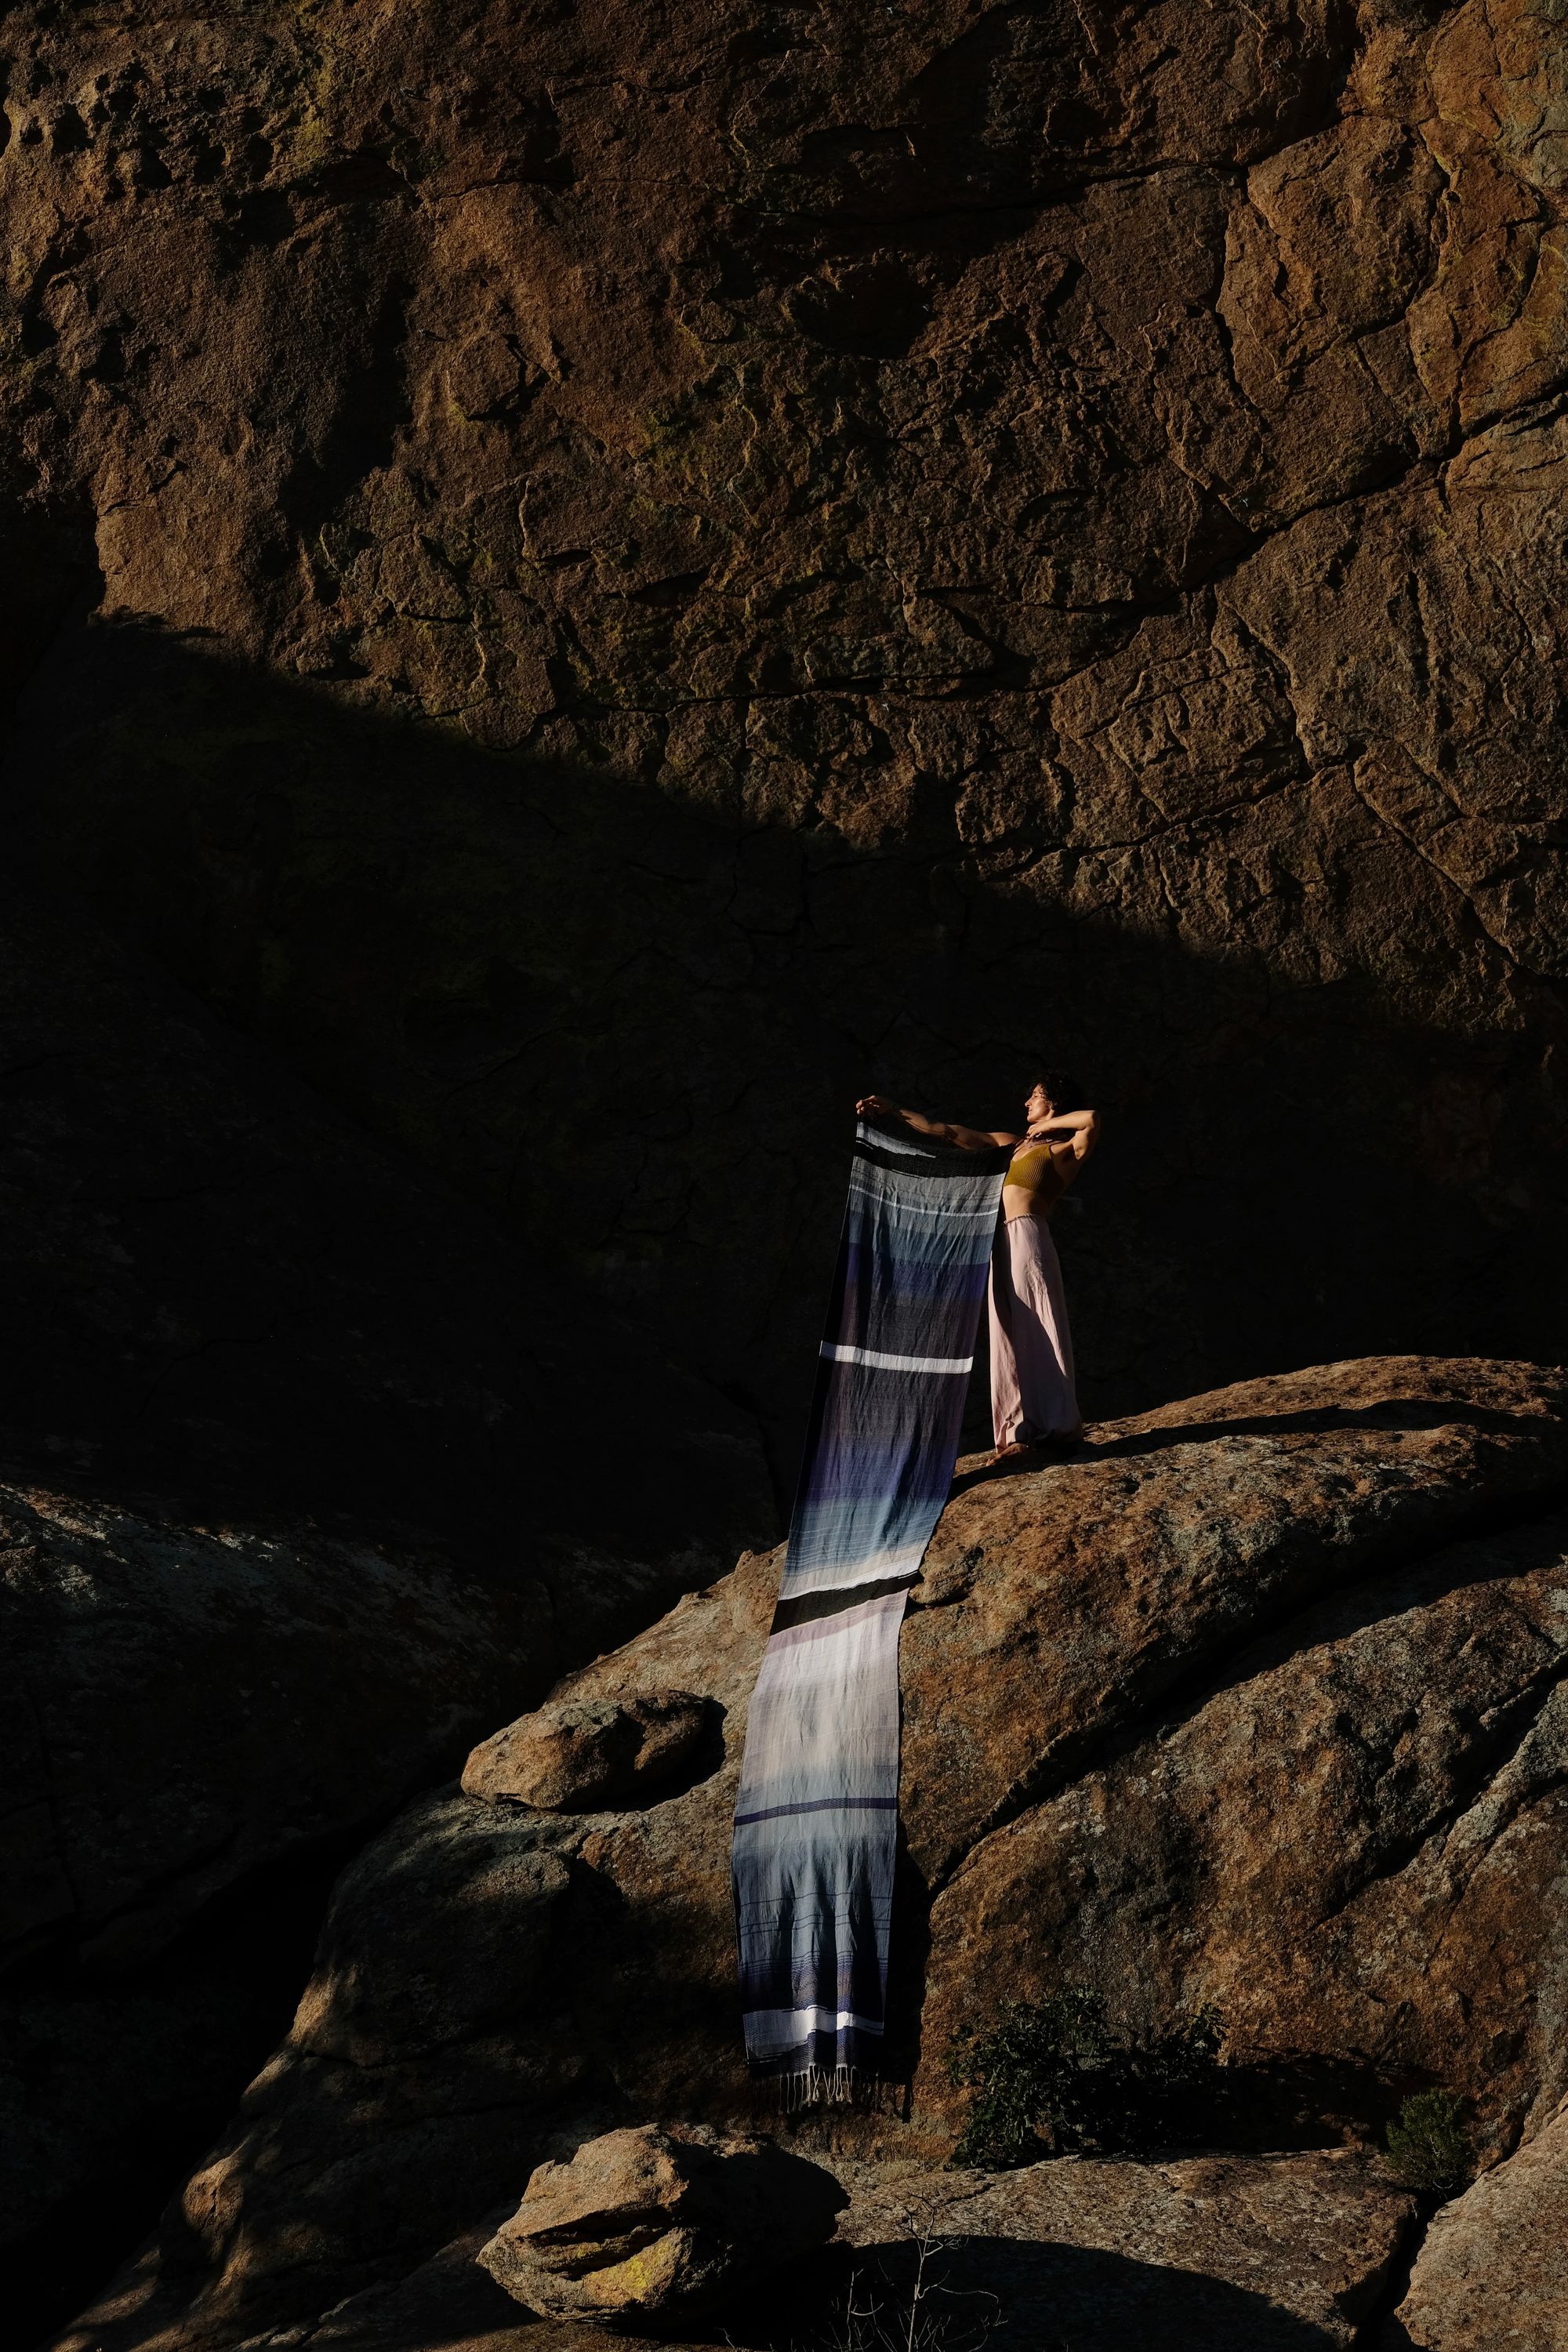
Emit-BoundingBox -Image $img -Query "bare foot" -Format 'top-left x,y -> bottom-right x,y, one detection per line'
990,1430 -> 1085,1465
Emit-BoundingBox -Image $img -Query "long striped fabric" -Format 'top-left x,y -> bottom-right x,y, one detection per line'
731,1116 -> 1012,2102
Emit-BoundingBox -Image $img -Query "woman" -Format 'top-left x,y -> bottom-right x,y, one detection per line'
855,1069 -> 1099,1461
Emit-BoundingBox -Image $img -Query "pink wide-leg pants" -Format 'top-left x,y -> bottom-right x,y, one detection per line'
988,1214 -> 1081,1448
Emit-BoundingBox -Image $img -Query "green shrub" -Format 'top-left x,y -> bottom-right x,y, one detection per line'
946,1987 -> 1225,2168
1385,2089 -> 1472,2192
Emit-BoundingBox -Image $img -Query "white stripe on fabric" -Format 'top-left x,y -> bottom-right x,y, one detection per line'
821,1341 -> 974,1374
746,1622 -> 906,1712
846,1181 -> 1000,1225
856,1125 -> 929,1156
745,2006 -> 887,2038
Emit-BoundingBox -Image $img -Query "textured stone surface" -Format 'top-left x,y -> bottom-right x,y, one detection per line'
0,0 -> 1565,1483
50,1358 -> 1568,2351
463,1693 -> 714,1811
0,908 -> 771,2332
477,2124 -> 845,2319
9,5 -> 1566,2339
156,2150 -> 1416,2351
0,1486 -> 543,1985
0,1480 -> 544,2282
905,1356 -> 1568,1886
256,2226 -> 543,2352
2,1879 -> 339,2348
1386,2096 -> 1568,2350
916,1508 -> 1568,2151
838,2151 -> 1417,2350
0,884 -> 772,2338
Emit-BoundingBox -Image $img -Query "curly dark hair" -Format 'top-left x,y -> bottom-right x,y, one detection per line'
1032,1065 -> 1089,1114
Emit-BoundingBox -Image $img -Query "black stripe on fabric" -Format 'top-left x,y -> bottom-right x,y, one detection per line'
734,1795 -> 899,1825
771,1573 -> 918,1633
853,1137 -> 1013,1178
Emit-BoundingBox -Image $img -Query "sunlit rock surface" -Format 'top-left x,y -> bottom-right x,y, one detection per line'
52,1359 -> 1568,2349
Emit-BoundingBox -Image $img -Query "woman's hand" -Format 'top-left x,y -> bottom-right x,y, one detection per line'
1035,1105 -> 1097,1133
856,1093 -> 898,1117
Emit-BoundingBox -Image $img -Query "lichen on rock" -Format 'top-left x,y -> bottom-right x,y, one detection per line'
477,2123 -> 847,2321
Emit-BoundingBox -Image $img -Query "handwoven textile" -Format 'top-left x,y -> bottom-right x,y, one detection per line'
731,1116 -> 1011,2100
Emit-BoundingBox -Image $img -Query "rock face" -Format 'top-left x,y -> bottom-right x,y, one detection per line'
0,880 -> 771,2325
11,9 -> 1565,2339
462,1694 -> 715,1812
1,1490 -> 538,1989
0,884 -> 776,2339
0,1476 -> 675,2307
100,2148 -> 1412,2352
914,1503 -> 1568,2158
177,2148 -> 1415,2352
839,2151 -> 1417,2352
53,1357 -> 1568,2351
477,2124 -> 847,2320
1,0 -> 1566,1479
1385,2096 -> 1568,2350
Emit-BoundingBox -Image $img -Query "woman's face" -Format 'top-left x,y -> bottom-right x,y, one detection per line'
1025,1081 -> 1053,1125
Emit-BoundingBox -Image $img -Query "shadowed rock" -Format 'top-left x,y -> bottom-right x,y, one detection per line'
0,1479 -> 548,2289
0,887 -> 774,2328
463,1694 -> 713,1811
0,1489 -> 549,1985
477,2125 -> 845,2321
838,2151 -> 1417,2351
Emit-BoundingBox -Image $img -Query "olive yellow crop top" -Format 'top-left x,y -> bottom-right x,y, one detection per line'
1002,1134 -> 1075,1219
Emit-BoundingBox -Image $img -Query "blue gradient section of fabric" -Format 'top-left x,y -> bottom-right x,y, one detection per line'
731,1118 -> 1011,2089
837,1237 -> 992,1357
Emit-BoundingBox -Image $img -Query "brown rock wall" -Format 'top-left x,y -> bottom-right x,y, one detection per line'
0,1 -> 1564,1467
0,878 -> 771,1559
1387,2094 -> 1568,2348
918,1511 -> 1568,2149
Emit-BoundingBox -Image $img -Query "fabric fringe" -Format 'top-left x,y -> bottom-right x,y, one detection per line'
768,2065 -> 909,2116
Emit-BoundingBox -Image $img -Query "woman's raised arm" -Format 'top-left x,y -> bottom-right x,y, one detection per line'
1041,1106 -> 1101,1161
855,1094 -> 1019,1152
